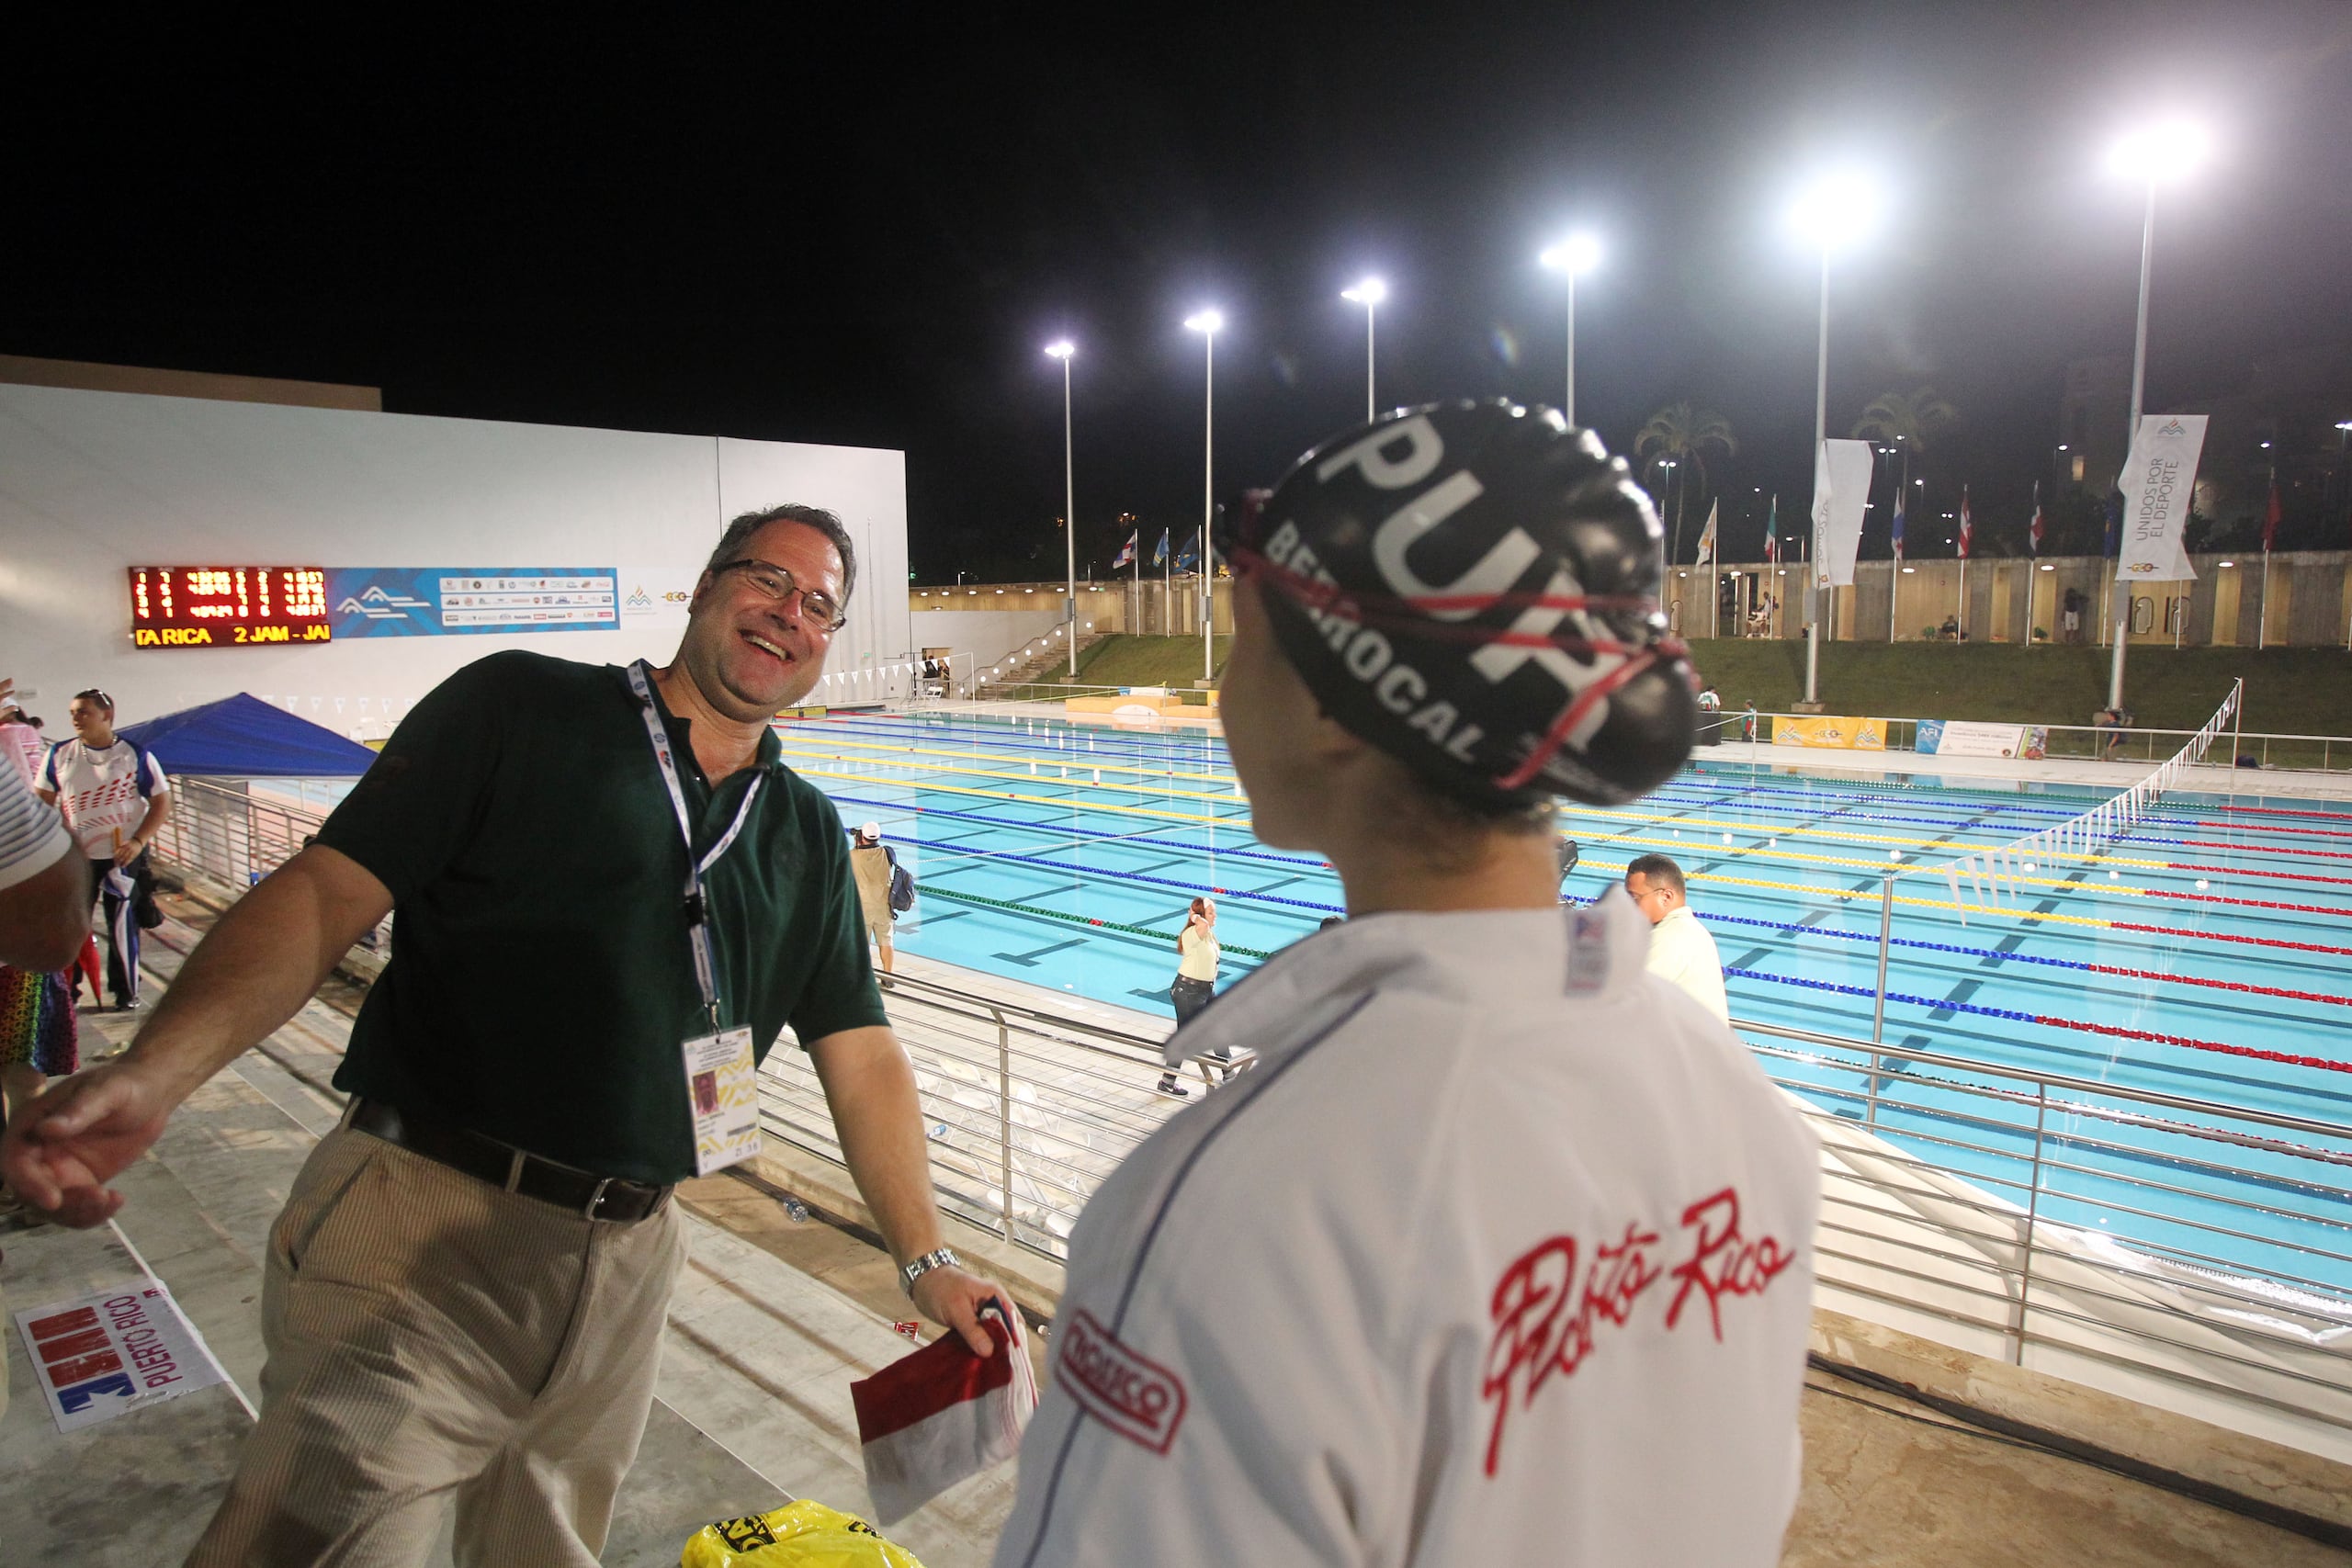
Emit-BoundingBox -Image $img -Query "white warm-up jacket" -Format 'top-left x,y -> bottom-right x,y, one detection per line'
994,886 -> 1821,1568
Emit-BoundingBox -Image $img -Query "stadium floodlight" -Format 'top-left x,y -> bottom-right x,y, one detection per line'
1539,232 -> 1601,276
1787,167 -> 1883,254
1044,340 -> 1074,360
1183,309 -> 1224,334
1340,276 -> 1386,306
2106,119 -> 2213,184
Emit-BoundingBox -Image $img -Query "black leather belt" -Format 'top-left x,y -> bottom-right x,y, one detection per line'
345,1097 -> 673,1223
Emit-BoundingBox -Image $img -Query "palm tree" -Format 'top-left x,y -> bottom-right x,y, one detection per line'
1849,386 -> 1960,452
1850,388 -> 1959,552
1634,403 -> 1737,562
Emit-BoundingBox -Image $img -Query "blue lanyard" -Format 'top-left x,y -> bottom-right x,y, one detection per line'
627,661 -> 763,1029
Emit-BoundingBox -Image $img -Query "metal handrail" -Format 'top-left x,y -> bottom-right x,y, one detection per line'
147,775 -> 2352,1442
1740,1019 -> 2352,1145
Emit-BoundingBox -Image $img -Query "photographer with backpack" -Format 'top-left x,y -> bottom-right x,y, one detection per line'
851,821 -> 912,978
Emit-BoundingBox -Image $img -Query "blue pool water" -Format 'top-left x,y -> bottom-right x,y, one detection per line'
782,708 -> 2352,1301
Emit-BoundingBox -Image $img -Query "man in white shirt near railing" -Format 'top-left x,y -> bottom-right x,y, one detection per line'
1624,852 -> 1731,1024
994,402 -> 1819,1568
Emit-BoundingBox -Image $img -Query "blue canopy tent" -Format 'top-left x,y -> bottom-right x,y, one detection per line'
116,693 -> 379,778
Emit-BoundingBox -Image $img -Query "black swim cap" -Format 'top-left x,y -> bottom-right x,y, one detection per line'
1218,400 -> 1696,807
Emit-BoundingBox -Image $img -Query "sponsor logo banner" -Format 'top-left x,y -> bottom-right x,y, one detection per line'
15,1282 -> 231,1433
325,569 -> 619,637
1771,715 -> 1887,751
1055,1309 -> 1187,1454
2115,415 -> 2208,582
1917,719 -> 2027,759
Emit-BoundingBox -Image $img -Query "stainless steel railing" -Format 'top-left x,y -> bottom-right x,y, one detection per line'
147,773 -> 2352,1438
765,975 -> 2351,1438
147,776 -> 393,950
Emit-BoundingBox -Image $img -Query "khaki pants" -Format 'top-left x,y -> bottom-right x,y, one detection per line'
188,1126 -> 687,1567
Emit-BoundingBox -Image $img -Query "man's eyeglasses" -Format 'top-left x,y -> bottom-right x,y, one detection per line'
714,559 -> 847,632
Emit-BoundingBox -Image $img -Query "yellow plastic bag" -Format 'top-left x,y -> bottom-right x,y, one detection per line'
680,1499 -> 927,1568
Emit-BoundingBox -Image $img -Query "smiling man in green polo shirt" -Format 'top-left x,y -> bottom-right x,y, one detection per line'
2,502 -> 1006,1567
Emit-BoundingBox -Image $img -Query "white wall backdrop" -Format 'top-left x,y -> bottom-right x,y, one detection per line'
0,386 -> 910,735
908,608 -> 1067,676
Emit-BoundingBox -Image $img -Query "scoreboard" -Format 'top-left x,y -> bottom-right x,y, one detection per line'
128,567 -> 333,649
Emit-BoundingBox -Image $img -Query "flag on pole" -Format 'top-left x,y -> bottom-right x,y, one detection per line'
1694,501 -> 1718,565
1957,486 -> 1973,559
2102,490 -> 2123,558
2029,480 -> 2046,556
2264,468 -> 2281,552
1175,529 -> 1200,571
1762,495 -> 1779,562
1889,491 -> 1905,563
1153,528 -> 1170,566
1111,530 -> 1137,570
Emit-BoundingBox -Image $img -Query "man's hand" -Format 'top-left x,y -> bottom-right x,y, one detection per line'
910,1265 -> 1019,1358
111,839 -> 143,868
0,1058 -> 177,1227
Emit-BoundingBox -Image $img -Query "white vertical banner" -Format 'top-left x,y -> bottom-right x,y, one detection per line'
1812,438 -> 1876,592
2116,414 -> 2209,583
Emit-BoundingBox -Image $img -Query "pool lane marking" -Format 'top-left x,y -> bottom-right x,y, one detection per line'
811,717 -> 2352,851
1723,965 -> 2352,1075
1570,854 -> 2352,953
831,777 -> 2352,957
780,730 -> 1238,787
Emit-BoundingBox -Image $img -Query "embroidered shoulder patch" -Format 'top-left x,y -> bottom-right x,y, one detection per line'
1056,1309 -> 1189,1455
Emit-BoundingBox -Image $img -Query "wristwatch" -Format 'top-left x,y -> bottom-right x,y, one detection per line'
899,1247 -> 961,1296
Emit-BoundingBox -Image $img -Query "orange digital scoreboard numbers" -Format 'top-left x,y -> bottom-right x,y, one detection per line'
128,567 -> 332,649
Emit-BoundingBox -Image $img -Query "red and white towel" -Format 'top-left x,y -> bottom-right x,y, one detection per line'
852,1300 -> 1036,1525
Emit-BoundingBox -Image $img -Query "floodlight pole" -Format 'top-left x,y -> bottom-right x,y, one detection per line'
1804,248 -> 1829,707
1060,352 -> 1079,676
1363,296 -> 1377,423
1564,270 -> 1577,427
2110,180 -> 2155,712
1201,328 -> 1216,682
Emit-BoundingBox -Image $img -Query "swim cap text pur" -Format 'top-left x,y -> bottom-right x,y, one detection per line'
1222,401 -> 1699,807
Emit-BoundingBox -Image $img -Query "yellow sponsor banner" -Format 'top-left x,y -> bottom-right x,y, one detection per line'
1771,715 -> 1888,750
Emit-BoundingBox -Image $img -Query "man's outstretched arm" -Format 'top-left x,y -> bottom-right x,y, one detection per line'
0,843 -> 392,1225
809,1023 -> 1010,1357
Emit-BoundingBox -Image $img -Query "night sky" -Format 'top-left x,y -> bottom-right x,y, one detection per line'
11,3 -> 2350,581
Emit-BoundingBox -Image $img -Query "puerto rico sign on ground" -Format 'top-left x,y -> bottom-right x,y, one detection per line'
14,1281 -> 231,1434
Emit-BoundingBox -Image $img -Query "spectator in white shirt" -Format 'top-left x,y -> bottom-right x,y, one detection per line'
1624,852 -> 1730,1022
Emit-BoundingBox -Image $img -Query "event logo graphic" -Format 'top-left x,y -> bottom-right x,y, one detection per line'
2157,418 -> 2187,437
335,585 -> 432,619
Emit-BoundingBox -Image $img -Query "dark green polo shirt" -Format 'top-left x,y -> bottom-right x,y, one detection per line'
320,649 -> 886,1184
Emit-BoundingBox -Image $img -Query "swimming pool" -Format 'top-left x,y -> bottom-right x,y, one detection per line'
781,706 -> 2352,1300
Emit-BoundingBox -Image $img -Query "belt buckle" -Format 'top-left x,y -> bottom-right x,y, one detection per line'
583,1178 -> 614,1221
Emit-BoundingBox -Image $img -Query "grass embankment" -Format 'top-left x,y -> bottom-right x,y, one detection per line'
1681,643 -> 2352,736
1050,635 -> 2352,739
1057,635 -> 1231,690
